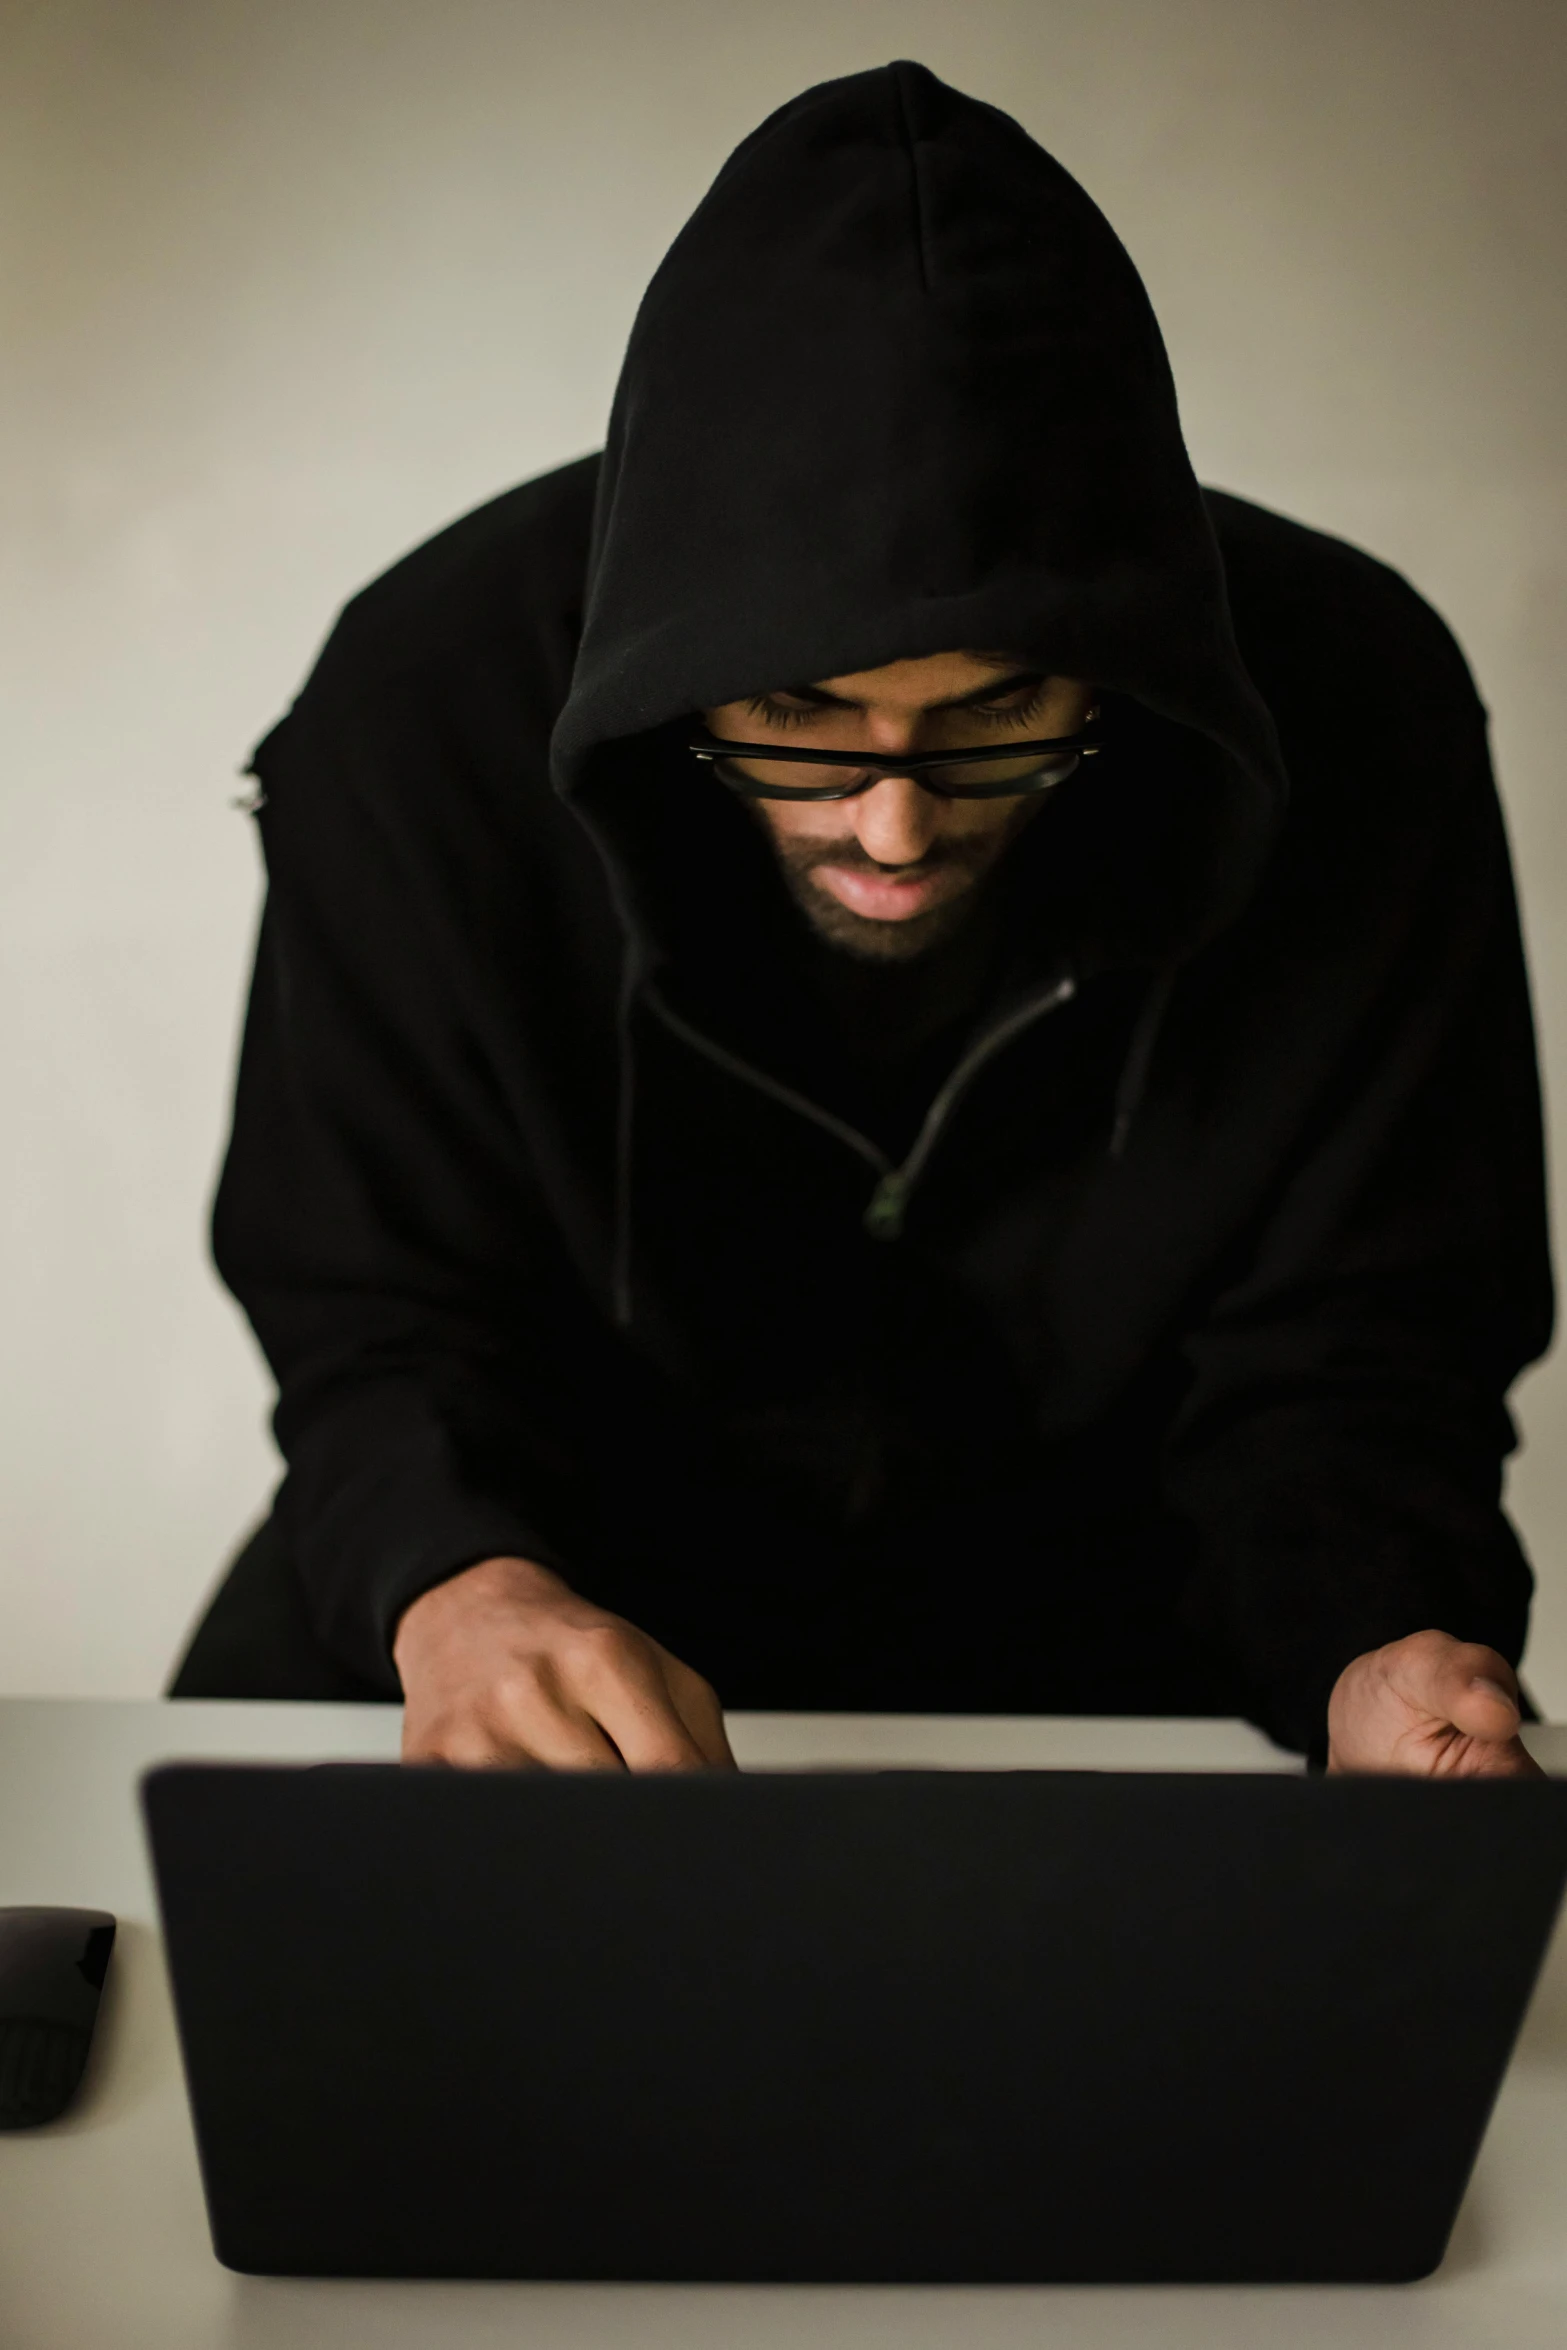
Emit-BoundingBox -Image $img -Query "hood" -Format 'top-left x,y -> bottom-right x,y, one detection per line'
552,58 -> 1287,965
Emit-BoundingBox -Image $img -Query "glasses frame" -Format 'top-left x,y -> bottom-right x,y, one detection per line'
688,726 -> 1104,802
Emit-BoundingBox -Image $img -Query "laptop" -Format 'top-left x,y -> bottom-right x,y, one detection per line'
142,1761 -> 1567,2283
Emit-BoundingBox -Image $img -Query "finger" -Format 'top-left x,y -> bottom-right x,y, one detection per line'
566,1630 -> 711,1769
403,1720 -> 530,1769
485,1674 -> 630,1770
596,1681 -> 710,1771
1448,1733 -> 1545,1780
1386,1634 -> 1523,1743
661,1655 -> 738,1769
406,1682 -> 627,1772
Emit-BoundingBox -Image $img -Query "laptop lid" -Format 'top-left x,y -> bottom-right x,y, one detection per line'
142,1763 -> 1567,2284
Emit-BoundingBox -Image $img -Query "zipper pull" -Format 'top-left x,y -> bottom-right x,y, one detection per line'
862,1170 -> 909,1242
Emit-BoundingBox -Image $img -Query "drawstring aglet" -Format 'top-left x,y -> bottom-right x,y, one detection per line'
862,1170 -> 908,1242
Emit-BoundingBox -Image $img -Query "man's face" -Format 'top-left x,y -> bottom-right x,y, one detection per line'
701,652 -> 1096,961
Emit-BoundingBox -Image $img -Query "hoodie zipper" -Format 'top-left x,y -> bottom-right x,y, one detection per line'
644,976 -> 1076,1241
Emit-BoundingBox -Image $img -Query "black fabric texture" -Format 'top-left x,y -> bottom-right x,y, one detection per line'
206,62 -> 1551,1752
170,1516 -> 392,1703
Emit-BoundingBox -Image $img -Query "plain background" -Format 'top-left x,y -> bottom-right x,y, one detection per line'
3,0 -> 1565,1707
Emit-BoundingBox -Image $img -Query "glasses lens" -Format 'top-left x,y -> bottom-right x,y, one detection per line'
705,747 -> 1086,801
923,750 -> 1082,798
711,753 -> 872,800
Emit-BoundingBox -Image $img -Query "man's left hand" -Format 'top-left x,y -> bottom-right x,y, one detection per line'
1327,1629 -> 1541,1777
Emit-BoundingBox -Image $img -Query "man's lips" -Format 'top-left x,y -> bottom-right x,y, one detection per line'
810,862 -> 967,921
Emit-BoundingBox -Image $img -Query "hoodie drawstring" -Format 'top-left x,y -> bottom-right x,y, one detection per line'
1110,967 -> 1176,1160
615,953 -> 1170,1314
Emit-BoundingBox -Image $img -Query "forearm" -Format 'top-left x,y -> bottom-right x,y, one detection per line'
260,1367 -> 579,1690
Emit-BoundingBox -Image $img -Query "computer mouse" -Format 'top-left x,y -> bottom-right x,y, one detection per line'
0,1908 -> 116,2128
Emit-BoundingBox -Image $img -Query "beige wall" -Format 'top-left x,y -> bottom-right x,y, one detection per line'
3,0 -> 1565,1703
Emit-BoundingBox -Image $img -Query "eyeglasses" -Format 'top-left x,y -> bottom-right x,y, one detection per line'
688,726 -> 1103,803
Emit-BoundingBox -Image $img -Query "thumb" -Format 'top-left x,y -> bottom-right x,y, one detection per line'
1449,1669 -> 1522,1742
1383,1631 -> 1522,1740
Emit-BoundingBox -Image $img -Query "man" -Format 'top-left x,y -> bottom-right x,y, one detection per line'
176,62 -> 1551,1779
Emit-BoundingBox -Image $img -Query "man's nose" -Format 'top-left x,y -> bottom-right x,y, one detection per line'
851,775 -> 938,866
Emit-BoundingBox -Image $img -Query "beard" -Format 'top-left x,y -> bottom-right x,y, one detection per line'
760,806 -> 1036,962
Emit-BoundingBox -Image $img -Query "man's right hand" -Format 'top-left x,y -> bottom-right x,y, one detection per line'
392,1555 -> 736,1772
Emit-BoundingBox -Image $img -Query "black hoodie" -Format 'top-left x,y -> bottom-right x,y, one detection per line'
214,63 -> 1551,1753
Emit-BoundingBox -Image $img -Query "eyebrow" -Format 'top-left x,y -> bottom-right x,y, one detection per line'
779,665 -> 1045,712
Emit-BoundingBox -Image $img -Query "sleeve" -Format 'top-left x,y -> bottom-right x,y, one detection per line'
1163,730 -> 1554,1760
213,688 -> 604,1692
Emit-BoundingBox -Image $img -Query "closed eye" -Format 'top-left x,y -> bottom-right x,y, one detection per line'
744,693 -> 823,731
966,682 -> 1053,728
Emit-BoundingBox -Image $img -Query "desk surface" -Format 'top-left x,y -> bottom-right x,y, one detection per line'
3,1697 -> 1567,2349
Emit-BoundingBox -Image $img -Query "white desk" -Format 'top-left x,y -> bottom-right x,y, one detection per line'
3,1698 -> 1566,2349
